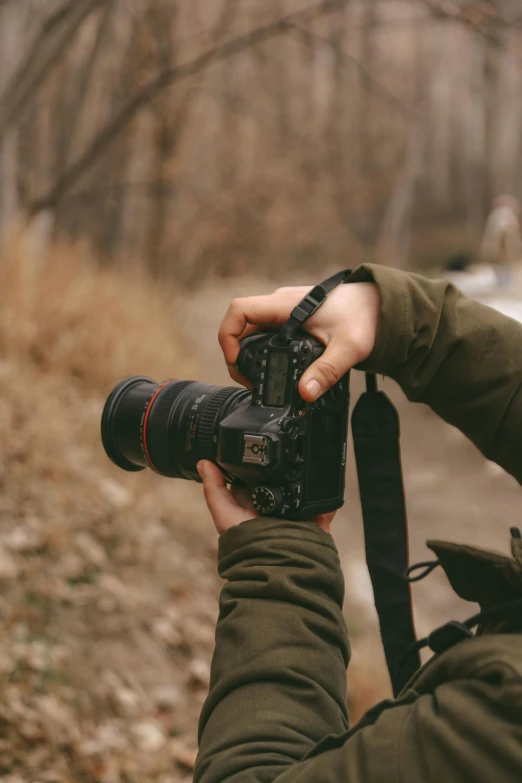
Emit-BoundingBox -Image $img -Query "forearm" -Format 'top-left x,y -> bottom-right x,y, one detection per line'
350,264 -> 522,482
194,518 -> 350,783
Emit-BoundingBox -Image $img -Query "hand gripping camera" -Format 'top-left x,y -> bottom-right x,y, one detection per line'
101,271 -> 350,520
102,270 -> 431,695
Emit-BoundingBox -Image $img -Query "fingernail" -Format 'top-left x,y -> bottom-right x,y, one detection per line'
197,461 -> 206,479
305,379 -> 322,400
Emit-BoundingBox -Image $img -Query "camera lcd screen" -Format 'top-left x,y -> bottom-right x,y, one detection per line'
264,352 -> 288,407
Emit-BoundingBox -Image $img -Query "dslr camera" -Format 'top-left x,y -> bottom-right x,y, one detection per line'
102,273 -> 355,520
102,328 -> 349,520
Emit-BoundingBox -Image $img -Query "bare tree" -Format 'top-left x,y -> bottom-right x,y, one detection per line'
28,0 -> 350,216
1,0 -> 522,276
0,0 -> 107,141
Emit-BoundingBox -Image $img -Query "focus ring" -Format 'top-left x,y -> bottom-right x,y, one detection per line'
197,387 -> 240,461
145,380 -> 192,476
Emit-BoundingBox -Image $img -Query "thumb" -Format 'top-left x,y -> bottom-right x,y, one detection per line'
299,335 -> 355,402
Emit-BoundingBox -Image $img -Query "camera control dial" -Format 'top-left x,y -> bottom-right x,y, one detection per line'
252,486 -> 284,516
280,418 -> 293,432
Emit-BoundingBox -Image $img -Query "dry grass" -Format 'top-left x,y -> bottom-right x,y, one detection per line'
0,241 -> 213,782
0,238 -> 197,393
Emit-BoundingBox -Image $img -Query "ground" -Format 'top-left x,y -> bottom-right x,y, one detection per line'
0,255 -> 520,782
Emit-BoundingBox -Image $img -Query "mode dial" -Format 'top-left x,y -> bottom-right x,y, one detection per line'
252,486 -> 284,516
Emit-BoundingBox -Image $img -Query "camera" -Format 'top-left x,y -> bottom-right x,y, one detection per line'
101,329 -> 349,520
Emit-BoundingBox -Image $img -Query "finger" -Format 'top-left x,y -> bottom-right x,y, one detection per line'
197,461 -> 251,533
273,286 -> 313,293
313,510 -> 337,534
240,323 -> 262,340
230,483 -> 256,513
227,364 -> 253,389
299,333 -> 356,401
197,460 -> 230,510
226,324 -> 262,385
218,291 -> 307,366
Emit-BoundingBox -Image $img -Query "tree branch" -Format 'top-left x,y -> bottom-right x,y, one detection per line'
0,0 -> 107,141
0,0 -> 78,107
420,0 -> 514,51
55,0 -> 117,174
29,0 -> 349,214
288,23 -> 426,120
58,180 -> 179,202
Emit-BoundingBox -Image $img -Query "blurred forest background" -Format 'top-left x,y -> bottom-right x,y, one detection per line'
1,1 -> 522,782
2,0 -> 522,278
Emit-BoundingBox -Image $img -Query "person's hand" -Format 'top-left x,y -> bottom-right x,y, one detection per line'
197,460 -> 336,535
218,282 -> 380,401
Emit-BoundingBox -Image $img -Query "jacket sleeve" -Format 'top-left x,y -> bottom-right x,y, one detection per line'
194,517 -> 350,783
274,675 -> 522,783
350,264 -> 522,482
196,555 -> 522,783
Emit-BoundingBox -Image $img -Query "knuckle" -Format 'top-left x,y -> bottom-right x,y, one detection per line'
316,357 -> 342,386
230,296 -> 247,312
222,298 -> 243,325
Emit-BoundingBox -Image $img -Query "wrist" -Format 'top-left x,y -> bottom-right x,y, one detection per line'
347,264 -> 410,374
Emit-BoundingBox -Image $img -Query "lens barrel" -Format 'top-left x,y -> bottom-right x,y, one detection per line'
101,376 -> 249,480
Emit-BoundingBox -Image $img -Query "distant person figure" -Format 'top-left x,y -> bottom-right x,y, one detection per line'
445,252 -> 473,273
443,251 -> 497,297
481,195 -> 522,286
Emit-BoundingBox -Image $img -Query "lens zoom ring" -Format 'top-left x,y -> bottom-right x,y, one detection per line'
146,380 -> 192,476
198,387 -> 240,461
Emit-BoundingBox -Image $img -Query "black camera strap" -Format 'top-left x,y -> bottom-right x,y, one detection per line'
352,374 -> 420,695
278,272 -> 420,696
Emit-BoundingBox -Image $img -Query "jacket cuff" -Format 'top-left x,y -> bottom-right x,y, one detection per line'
218,517 -> 337,561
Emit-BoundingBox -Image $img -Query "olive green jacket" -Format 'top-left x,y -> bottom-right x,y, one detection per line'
195,266 -> 522,783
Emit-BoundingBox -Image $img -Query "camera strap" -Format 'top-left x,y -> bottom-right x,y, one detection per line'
352,374 -> 420,695
277,271 -> 420,696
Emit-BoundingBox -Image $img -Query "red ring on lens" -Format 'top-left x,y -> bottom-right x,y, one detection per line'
142,379 -> 176,473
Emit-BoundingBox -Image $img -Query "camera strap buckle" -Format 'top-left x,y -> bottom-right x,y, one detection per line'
290,286 -> 327,324
276,269 -> 351,345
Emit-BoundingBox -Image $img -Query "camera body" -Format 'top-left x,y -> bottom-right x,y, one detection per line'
101,329 -> 350,521
217,330 -> 350,520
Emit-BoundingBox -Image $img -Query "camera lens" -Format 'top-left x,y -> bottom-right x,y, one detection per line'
101,376 -> 250,479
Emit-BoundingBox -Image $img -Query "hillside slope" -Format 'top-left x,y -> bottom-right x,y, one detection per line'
0,244 -> 216,782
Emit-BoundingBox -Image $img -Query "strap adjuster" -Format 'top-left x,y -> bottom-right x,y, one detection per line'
276,268 -> 350,345
289,285 -> 326,324
428,621 -> 473,654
